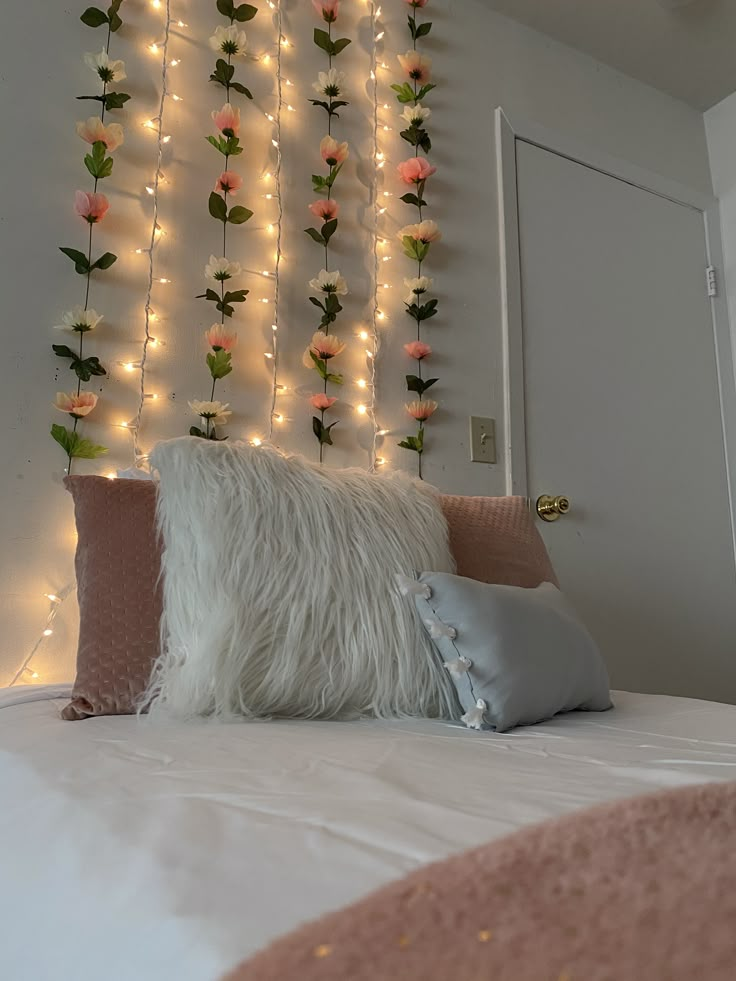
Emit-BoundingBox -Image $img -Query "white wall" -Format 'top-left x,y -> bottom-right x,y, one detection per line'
0,0 -> 714,685
706,92 -> 736,365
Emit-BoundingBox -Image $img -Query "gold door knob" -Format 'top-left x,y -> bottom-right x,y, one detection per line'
536,495 -> 571,522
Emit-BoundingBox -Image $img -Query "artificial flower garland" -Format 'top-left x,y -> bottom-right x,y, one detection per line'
303,0 -> 352,461
394,0 -> 440,479
190,0 -> 257,441
51,0 -> 131,470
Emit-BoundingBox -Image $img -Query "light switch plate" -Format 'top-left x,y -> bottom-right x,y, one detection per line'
470,416 -> 497,464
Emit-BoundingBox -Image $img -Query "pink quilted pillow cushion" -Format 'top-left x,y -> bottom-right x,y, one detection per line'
62,480 -> 555,719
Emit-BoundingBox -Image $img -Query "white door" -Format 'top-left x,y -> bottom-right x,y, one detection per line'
514,139 -> 736,703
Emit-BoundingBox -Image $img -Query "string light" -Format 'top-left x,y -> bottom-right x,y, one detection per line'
133,0 -> 175,466
366,0 -> 383,472
8,585 -> 76,688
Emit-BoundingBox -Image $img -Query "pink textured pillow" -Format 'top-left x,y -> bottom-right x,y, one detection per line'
61,476 -> 163,721
442,495 -> 558,588
62,479 -> 555,719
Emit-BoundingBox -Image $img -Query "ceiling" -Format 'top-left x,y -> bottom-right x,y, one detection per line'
484,0 -> 736,111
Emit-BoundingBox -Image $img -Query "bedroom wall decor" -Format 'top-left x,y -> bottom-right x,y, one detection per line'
266,0 -> 285,441
189,0 -> 258,441
394,0 -> 440,479
51,0 -> 132,471
304,0 -> 353,461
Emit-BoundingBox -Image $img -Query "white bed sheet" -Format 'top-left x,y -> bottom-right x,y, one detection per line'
1,686 -> 735,981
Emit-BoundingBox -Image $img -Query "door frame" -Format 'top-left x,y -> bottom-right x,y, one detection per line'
496,107 -> 736,560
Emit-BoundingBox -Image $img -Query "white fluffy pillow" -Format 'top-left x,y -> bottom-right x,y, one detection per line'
143,438 -> 458,721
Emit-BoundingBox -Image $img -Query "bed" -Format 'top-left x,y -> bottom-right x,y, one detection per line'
2,685 -> 735,981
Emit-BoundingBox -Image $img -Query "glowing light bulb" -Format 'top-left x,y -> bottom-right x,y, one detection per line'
45,594 -> 60,604
145,185 -> 154,195
285,79 -> 294,87
271,324 -> 278,332
370,71 -> 376,81
171,94 -> 182,102
359,330 -> 369,341
151,0 -> 161,8
280,37 -> 290,47
252,438 -> 263,446
271,139 -> 279,148
357,379 -> 367,389
365,350 -> 375,359
382,256 -> 392,262
273,414 -> 284,423
30,671 -> 40,680
262,54 -> 271,65
376,152 -> 385,162
377,311 -> 386,321
43,629 -> 53,637
377,429 -> 389,437
262,270 -> 271,277
169,59 -> 180,67
357,404 -> 368,415
162,135 -> 172,144
376,457 -> 386,467
106,473 -> 117,480
263,172 -> 273,181
264,352 -> 274,359
143,119 -> 156,129
287,105 -> 295,112
148,43 -> 160,54
265,112 -> 275,122
267,224 -> 275,234
375,31 -> 385,41
158,277 -> 171,284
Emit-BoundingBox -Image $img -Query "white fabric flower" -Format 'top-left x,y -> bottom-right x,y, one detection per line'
189,400 -> 232,424
444,656 -> 472,678
395,574 -> 431,599
401,103 -> 431,126
404,276 -> 434,305
209,25 -> 247,57
205,255 -> 242,283
309,269 -> 348,295
84,49 -> 126,83
461,699 -> 487,731
53,307 -> 103,333
312,68 -> 346,97
425,619 -> 457,641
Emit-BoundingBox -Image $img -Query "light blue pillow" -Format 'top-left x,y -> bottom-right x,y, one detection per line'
410,574 -> 613,733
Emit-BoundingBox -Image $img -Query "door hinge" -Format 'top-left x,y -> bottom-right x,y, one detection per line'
706,266 -> 718,298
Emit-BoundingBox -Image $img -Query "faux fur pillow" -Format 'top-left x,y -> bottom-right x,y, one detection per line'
142,438 -> 459,722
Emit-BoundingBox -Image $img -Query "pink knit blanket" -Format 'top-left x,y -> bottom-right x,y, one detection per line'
224,781 -> 736,981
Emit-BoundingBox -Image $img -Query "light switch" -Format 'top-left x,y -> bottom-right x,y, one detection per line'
470,416 -> 496,464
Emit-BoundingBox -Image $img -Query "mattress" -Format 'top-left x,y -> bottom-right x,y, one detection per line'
2,686 -> 735,981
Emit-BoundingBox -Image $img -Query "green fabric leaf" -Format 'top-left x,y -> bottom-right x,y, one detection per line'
108,12 -> 122,31
59,247 -> 90,275
322,218 -> 338,245
416,83 -> 436,101
51,424 -> 107,459
406,375 -> 438,397
222,289 -> 249,303
313,28 -> 333,53
52,344 -> 77,360
305,227 -> 326,246
230,81 -> 253,99
325,294 -> 342,315
234,3 -> 258,21
80,7 -> 108,28
400,192 -> 427,208
391,82 -> 418,104
207,350 -> 233,380
332,37 -> 351,55
309,296 -> 326,311
190,426 -> 207,439
91,252 -> 117,271
104,91 -> 130,110
209,192 -> 228,221
313,416 -> 338,445
399,430 -> 424,454
73,356 -> 107,382
227,205 -> 253,224
216,0 -> 235,17
416,21 -> 432,37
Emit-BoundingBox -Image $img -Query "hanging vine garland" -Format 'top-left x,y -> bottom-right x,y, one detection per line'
190,0 -> 257,441
51,0 -> 131,472
394,0 -> 440,480
303,0 -> 352,462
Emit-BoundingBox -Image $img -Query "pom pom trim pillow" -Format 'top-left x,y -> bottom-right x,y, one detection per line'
143,437 -> 460,722
410,574 -> 612,732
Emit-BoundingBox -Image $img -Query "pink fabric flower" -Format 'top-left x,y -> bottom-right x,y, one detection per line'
406,399 -> 437,421
212,103 -> 240,137
404,341 -> 432,360
76,116 -> 124,152
310,394 -> 338,410
309,199 -> 340,222
398,219 -> 442,243
320,136 -> 349,166
398,50 -> 432,84
398,157 -> 437,185
75,190 -> 109,224
205,324 -> 238,352
305,331 -> 346,362
214,170 -> 243,195
312,0 -> 340,21
54,391 -> 98,417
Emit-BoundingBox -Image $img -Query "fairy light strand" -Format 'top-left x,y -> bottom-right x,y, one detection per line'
267,0 -> 285,441
368,0 -> 382,472
133,0 -> 174,464
8,586 -> 77,688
